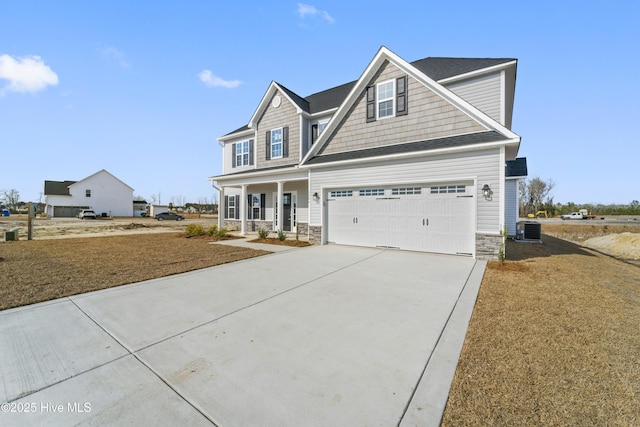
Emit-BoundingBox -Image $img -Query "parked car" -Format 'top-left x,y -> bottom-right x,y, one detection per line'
155,212 -> 184,221
78,209 -> 97,219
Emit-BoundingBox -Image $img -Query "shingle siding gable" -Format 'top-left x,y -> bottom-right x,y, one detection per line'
255,91 -> 300,169
319,61 -> 487,156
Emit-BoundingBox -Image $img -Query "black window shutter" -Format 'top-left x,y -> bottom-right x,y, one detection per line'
366,85 -> 376,122
234,195 -> 240,220
311,124 -> 318,144
265,131 -> 271,160
283,126 -> 289,158
249,139 -> 254,165
247,194 -> 252,220
260,194 -> 266,220
396,76 -> 408,116
224,195 -> 229,219
231,143 -> 236,168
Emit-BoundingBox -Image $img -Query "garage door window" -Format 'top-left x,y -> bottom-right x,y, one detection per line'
391,187 -> 421,196
330,190 -> 353,198
359,189 -> 385,197
430,185 -> 466,194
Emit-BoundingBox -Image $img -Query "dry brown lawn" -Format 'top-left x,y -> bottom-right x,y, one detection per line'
442,232 -> 640,426
0,233 -> 270,311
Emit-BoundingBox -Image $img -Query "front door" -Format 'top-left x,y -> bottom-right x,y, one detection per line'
283,193 -> 292,231
274,192 -> 297,232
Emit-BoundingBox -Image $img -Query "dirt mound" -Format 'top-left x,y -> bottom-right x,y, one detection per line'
582,232 -> 640,260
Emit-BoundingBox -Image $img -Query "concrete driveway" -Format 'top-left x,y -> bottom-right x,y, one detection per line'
0,245 -> 485,426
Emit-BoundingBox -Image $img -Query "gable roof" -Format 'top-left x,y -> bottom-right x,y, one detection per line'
69,169 -> 134,191
44,180 -> 76,195
221,53 -> 517,138
45,169 -> 134,195
302,46 -> 520,165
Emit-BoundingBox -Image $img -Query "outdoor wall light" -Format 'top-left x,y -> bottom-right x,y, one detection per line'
313,192 -> 320,202
482,184 -> 492,200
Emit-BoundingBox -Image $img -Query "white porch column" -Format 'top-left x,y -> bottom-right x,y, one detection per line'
276,181 -> 284,232
240,184 -> 247,236
218,186 -> 225,230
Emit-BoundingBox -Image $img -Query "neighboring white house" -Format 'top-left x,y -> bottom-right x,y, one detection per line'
149,205 -> 169,217
44,169 -> 134,218
209,46 -> 527,260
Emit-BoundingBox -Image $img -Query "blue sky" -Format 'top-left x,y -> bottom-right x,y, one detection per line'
1,1 -> 638,205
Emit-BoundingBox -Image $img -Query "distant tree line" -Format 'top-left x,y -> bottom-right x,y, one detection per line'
519,177 -> 640,217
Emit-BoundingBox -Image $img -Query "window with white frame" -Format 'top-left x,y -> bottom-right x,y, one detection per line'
85,189 -> 91,197
227,196 -> 236,219
236,141 -> 249,166
271,128 -> 283,158
377,80 -> 395,119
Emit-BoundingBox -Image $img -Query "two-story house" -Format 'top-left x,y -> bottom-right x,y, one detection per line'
208,47 -> 526,259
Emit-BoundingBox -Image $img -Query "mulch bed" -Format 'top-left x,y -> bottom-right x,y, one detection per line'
248,238 -> 311,247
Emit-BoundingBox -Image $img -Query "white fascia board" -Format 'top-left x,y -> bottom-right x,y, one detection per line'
218,128 -> 255,142
301,107 -> 339,120
248,82 -> 305,128
301,46 -> 393,164
438,60 -> 518,85
209,166 -> 308,184
302,137 -> 520,170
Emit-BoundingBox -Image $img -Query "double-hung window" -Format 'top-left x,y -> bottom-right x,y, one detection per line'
377,80 -> 395,119
232,139 -> 253,168
271,128 -> 283,159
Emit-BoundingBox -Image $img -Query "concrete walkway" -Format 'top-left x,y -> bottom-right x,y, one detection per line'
0,245 -> 485,426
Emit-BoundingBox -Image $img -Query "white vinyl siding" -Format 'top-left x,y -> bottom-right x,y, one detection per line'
446,72 -> 502,125
309,149 -> 501,233
223,136 -> 255,174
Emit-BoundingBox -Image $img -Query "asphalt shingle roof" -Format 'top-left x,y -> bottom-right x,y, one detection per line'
506,157 -> 528,177
44,180 -> 75,195
306,131 -> 508,165
223,56 -> 515,137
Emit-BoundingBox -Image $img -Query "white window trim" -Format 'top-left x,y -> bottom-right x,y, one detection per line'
376,79 -> 395,120
271,127 -> 283,159
227,196 -> 236,219
248,193 -> 262,220
235,140 -> 250,167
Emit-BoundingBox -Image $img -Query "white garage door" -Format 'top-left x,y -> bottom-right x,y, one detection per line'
326,183 -> 475,256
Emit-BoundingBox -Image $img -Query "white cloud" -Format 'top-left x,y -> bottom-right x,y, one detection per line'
297,3 -> 335,23
100,46 -> 131,69
0,54 -> 59,94
198,70 -> 241,89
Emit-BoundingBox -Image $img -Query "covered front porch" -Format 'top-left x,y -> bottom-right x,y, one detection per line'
211,169 -> 310,238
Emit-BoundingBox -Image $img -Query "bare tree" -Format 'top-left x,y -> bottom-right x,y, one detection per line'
2,189 -> 21,212
520,177 -> 555,215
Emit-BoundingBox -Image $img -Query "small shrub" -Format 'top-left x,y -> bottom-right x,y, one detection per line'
258,228 -> 270,239
185,224 -> 204,235
277,229 -> 286,241
207,225 -> 218,236
216,227 -> 228,238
